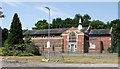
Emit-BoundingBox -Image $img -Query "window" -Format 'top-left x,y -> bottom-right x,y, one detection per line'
36,44 -> 43,48
42,35 -> 45,38
109,38 -> 111,40
90,43 -> 96,49
33,35 -> 37,38
89,38 -> 97,40
75,45 -> 77,49
51,35 -> 54,38
45,44 -> 47,48
69,32 -> 76,42
68,45 -> 70,49
54,44 -> 61,47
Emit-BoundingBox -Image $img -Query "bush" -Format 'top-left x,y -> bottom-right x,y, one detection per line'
28,53 -> 34,56
17,53 -> 34,56
2,43 -> 40,56
25,44 -> 40,55
107,47 -> 112,53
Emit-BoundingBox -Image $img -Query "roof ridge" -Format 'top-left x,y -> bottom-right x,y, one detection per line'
29,27 -> 89,31
92,29 -> 111,30
30,28 -> 69,31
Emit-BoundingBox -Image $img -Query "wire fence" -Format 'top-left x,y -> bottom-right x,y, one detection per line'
41,51 -> 64,62
41,50 -> 118,58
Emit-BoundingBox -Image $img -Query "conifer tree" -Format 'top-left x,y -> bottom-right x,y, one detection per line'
7,13 -> 24,46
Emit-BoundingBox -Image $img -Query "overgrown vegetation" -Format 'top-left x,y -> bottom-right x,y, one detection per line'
1,13 -> 40,56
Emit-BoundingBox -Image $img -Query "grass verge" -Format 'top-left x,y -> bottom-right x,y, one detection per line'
1,56 -> 118,64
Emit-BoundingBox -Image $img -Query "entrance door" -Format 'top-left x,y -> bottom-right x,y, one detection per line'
70,44 -> 75,52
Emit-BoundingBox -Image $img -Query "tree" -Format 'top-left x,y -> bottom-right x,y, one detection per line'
83,14 -> 91,22
90,20 -> 105,29
24,30 -> 31,44
112,19 -> 120,53
74,14 -> 82,20
106,19 -> 120,53
82,21 -> 90,27
2,28 -> 8,47
32,19 -> 48,30
24,29 -> 40,55
33,14 -> 91,29
0,7 -> 5,47
7,13 -> 24,47
64,18 -> 73,28
0,27 -> 2,47
72,14 -> 82,27
0,7 -> 5,18
82,14 -> 91,27
52,18 -> 62,28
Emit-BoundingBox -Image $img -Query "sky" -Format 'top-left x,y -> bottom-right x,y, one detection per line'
1,2 -> 118,30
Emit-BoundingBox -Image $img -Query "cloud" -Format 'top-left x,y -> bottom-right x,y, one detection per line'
36,6 -> 48,14
35,5 -> 70,18
3,2 -> 23,7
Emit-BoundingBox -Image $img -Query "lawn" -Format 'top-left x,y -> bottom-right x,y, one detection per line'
1,56 -> 118,64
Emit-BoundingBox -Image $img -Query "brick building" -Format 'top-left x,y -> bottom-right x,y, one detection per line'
23,19 -> 112,53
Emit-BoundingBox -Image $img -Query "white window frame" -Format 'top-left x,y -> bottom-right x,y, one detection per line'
90,43 -> 96,49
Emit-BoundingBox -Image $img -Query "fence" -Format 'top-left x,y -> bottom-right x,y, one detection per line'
41,51 -> 64,62
41,50 -> 118,58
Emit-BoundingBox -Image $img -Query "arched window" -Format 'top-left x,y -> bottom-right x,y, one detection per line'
69,32 -> 76,42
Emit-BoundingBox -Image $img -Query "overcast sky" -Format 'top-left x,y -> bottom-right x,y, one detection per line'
1,2 -> 118,30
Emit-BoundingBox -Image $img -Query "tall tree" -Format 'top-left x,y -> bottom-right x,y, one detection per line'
52,18 -> 62,28
0,7 -> 5,47
90,20 -> 105,29
0,27 -> 2,47
82,14 -> 91,27
2,28 -> 8,46
64,18 -> 73,28
82,21 -> 90,27
73,14 -> 82,27
24,30 -> 31,44
0,7 -> 5,18
32,19 -> 48,30
7,13 -> 24,46
112,19 -> 120,49
74,14 -> 82,20
83,14 -> 91,22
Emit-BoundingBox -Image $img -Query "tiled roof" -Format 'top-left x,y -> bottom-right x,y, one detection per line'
23,27 -> 88,35
89,29 -> 111,35
23,28 -> 68,35
80,27 -> 88,33
23,27 -> 111,35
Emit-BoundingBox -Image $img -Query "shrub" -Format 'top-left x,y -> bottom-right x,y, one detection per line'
25,44 -> 40,55
28,53 -> 34,56
107,47 -> 112,53
2,43 -> 40,56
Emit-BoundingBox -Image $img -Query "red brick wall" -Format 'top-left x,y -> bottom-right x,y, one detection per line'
62,27 -> 85,53
62,35 -> 68,52
89,35 -> 112,53
24,27 -> 112,54
76,35 -> 84,53
31,34 -> 63,52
